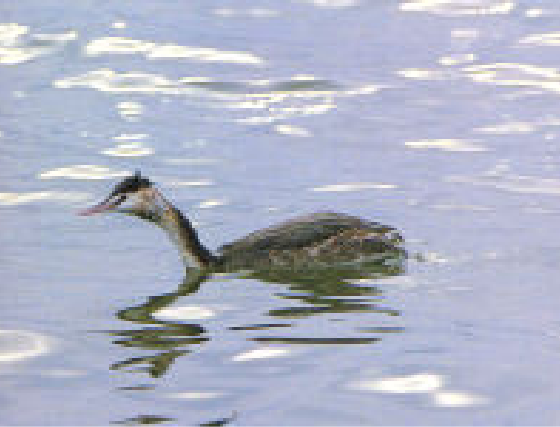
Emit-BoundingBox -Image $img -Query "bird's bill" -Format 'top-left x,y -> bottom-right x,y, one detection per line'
78,200 -> 118,216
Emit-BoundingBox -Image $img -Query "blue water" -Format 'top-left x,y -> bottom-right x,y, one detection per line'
3,0 -> 560,425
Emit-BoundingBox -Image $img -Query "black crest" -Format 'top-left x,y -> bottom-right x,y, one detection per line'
111,170 -> 152,195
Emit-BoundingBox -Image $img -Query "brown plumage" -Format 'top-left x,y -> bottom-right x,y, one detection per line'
218,212 -> 404,269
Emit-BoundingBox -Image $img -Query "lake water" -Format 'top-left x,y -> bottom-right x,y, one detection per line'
3,0 -> 560,425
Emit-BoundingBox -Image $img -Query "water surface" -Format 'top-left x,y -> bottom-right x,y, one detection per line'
3,0 -> 560,425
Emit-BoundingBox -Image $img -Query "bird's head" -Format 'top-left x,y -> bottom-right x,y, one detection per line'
79,171 -> 168,222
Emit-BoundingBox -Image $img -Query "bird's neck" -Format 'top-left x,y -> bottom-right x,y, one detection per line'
156,202 -> 217,269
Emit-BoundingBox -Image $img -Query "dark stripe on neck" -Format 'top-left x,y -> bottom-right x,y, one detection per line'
173,207 -> 217,267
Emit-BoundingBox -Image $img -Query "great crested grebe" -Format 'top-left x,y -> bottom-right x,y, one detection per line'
79,172 -> 405,270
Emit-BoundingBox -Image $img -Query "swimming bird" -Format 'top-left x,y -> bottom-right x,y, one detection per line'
79,172 -> 405,271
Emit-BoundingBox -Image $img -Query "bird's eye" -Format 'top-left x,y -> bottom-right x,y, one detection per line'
113,194 -> 127,206
104,193 -> 126,207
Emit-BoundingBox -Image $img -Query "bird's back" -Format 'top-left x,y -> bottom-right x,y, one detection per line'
218,212 -> 404,269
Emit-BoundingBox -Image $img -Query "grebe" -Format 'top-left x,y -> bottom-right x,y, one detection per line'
79,172 -> 405,270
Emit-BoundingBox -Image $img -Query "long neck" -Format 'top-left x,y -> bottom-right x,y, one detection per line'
156,202 -> 218,269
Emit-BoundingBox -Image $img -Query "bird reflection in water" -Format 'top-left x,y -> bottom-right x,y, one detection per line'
237,261 -> 404,345
105,254 -> 405,425
108,255 -> 405,371
108,272 -> 209,379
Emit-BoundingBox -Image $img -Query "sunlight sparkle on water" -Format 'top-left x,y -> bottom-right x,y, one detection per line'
432,391 -> 490,407
404,138 -> 488,152
306,0 -> 360,7
525,8 -> 546,18
113,133 -> 149,141
39,165 -> 129,180
0,191 -> 89,205
213,8 -> 279,17
101,144 -> 154,157
111,21 -> 127,29
439,53 -> 477,66
431,203 -> 494,212
232,346 -> 293,362
86,36 -> 264,65
154,306 -> 216,321
474,121 -> 537,134
0,330 -> 52,363
117,101 -> 143,119
198,199 -> 228,209
520,32 -> 560,46
164,179 -> 214,187
0,23 -> 28,44
165,391 -> 224,400
398,68 -> 449,80
0,23 -> 76,65
274,124 -> 312,137
348,372 -> 490,407
399,0 -> 515,15
464,63 -> 560,93
54,70 -> 187,94
311,183 -> 398,192
350,372 -> 444,393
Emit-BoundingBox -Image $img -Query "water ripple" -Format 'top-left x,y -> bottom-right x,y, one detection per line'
54,69 -> 185,94
520,32 -> 560,46
447,171 -> 560,195
54,71 -> 382,124
464,63 -> 560,93
54,71 -> 350,97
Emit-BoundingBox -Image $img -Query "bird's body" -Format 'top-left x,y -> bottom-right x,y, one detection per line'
217,212 -> 403,270
80,173 -> 405,271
